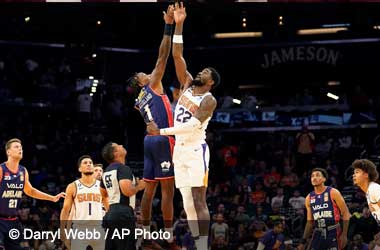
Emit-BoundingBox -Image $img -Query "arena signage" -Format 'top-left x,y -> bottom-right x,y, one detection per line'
261,46 -> 340,68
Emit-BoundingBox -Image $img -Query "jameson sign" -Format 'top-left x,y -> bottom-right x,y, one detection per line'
261,46 -> 340,68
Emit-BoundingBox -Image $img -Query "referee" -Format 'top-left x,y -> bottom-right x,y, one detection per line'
100,142 -> 146,250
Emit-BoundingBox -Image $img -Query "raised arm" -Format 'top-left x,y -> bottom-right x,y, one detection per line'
149,5 -> 174,92
172,2 -> 193,91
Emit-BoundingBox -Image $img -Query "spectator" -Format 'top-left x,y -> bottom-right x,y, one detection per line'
349,234 -> 368,250
257,221 -> 285,250
271,188 -> 285,210
235,206 -> 251,226
295,125 -> 315,175
288,190 -> 305,211
264,166 -> 281,188
250,182 -> 268,207
280,166 -> 299,189
211,214 -> 229,246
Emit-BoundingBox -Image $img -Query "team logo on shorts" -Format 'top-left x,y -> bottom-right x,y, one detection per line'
160,161 -> 171,173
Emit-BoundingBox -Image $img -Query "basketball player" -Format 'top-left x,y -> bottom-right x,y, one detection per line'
298,168 -> 350,250
352,159 -> 380,224
147,3 -> 221,249
127,4 -> 177,249
100,142 -> 146,250
0,138 -> 65,250
60,155 -> 109,250
94,163 -> 103,181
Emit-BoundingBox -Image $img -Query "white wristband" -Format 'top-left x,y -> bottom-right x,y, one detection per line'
173,35 -> 183,44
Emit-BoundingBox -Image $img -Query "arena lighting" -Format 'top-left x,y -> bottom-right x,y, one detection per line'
213,32 -> 263,39
89,76 -> 94,80
93,79 -> 99,84
91,87 -> 96,93
93,83 -> 98,87
327,92 -> 339,100
92,54 -> 97,58
374,26 -> 380,30
328,81 -> 340,86
25,17 -> 30,23
297,27 -> 348,35
90,93 -> 94,97
97,20 -> 102,25
233,99 -> 241,105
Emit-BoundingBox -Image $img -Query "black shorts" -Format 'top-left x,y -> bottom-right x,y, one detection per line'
103,204 -> 136,250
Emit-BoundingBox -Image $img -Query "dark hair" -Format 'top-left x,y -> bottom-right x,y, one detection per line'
102,142 -> 115,163
273,220 -> 283,227
77,155 -> 92,168
207,67 -> 220,89
127,73 -> 139,88
352,159 -> 379,182
5,138 -> 21,151
311,168 -> 329,180
94,164 -> 103,169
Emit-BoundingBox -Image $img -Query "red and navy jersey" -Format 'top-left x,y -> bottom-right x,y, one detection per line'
135,85 -> 173,130
0,163 -> 26,216
309,186 -> 341,228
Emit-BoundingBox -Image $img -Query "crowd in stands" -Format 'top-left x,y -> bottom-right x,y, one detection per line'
1,47 -> 380,250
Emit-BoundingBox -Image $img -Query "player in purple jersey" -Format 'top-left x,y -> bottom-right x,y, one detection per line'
127,5 -> 179,250
0,138 -> 65,250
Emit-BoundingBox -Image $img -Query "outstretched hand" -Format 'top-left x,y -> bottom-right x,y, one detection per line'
163,4 -> 174,24
52,192 -> 66,202
174,2 -> 186,24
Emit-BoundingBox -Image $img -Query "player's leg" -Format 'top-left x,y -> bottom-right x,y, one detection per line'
184,143 -> 210,250
174,144 -> 201,243
192,186 -> 210,250
154,136 -> 176,243
160,179 -> 175,236
142,137 -> 159,229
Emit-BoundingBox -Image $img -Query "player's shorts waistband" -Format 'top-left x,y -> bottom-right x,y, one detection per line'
175,141 -> 206,147
315,223 -> 339,232
0,215 -> 17,220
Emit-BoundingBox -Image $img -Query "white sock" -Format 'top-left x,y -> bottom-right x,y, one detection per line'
164,227 -> 174,243
194,237 -> 202,250
200,236 -> 208,249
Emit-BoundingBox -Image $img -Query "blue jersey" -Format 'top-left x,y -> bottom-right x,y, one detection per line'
309,186 -> 340,228
0,163 -> 26,216
135,86 -> 173,130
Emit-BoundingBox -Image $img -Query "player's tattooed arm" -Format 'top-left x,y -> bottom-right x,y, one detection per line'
194,95 -> 217,123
